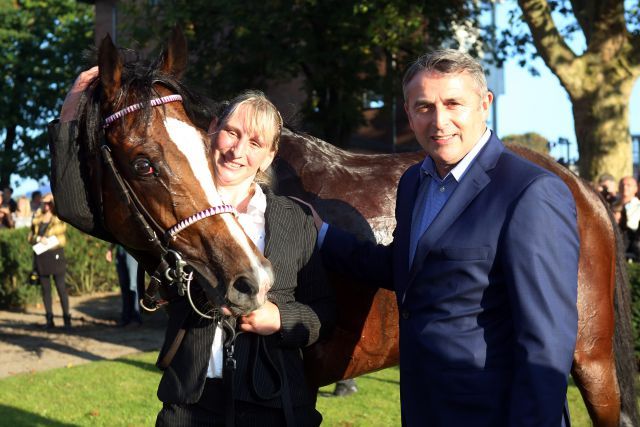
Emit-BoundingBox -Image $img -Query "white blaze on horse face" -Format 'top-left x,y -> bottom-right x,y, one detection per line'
164,117 -> 223,206
164,117 -> 274,301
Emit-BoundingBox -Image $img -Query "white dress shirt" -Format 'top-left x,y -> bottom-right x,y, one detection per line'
206,184 -> 267,378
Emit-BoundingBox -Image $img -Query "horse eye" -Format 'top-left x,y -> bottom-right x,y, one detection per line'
133,158 -> 155,176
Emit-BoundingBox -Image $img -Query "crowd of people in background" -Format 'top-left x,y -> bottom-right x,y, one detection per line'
596,173 -> 640,261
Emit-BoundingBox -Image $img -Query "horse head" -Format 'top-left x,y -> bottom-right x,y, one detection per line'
78,28 -> 273,316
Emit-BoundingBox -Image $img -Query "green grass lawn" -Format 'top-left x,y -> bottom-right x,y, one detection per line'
0,351 -> 618,426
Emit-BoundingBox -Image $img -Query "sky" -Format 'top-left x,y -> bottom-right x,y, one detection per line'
489,1 -> 640,162
12,3 -> 640,195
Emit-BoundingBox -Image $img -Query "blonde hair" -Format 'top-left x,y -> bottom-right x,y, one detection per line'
217,90 -> 283,186
15,196 -> 32,218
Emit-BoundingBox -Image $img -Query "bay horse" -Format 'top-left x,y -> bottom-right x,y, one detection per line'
54,30 -> 637,426
274,130 -> 638,427
64,30 -> 274,318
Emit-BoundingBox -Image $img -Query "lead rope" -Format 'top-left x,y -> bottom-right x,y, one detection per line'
222,317 -> 240,427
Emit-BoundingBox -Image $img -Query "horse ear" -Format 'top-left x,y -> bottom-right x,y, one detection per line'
161,26 -> 188,78
98,34 -> 122,104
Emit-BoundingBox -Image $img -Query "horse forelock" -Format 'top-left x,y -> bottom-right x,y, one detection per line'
79,55 -> 218,159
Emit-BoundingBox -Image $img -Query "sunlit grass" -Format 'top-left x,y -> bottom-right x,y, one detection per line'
0,351 -> 625,426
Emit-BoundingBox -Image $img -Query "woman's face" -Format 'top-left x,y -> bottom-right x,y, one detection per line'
210,104 -> 276,188
41,197 -> 53,213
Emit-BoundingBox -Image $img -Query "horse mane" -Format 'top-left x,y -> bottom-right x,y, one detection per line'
78,50 -> 218,157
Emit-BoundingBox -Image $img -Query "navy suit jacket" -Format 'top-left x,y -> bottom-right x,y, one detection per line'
323,134 -> 579,427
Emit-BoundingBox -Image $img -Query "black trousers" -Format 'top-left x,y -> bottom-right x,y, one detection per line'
156,378 -> 322,427
39,273 -> 69,316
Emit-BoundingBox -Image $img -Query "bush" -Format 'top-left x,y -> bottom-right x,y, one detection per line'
0,226 -> 117,310
628,262 -> 640,361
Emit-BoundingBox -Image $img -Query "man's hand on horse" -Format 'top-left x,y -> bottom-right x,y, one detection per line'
237,300 -> 282,335
61,66 -> 99,123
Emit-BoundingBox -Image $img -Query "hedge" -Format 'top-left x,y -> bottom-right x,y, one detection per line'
628,262 -> 640,362
2,225 -> 640,360
0,226 -> 117,309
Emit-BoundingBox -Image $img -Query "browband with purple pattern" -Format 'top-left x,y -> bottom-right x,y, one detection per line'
103,94 -> 183,128
166,204 -> 237,240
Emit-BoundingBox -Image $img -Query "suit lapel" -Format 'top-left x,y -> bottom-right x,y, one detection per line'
406,135 -> 504,289
395,165 -> 422,291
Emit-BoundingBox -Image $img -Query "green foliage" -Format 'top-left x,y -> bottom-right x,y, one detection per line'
502,132 -> 550,154
0,227 -> 116,309
120,0 -> 479,146
0,352 -> 612,426
627,262 -> 640,361
0,0 -> 93,186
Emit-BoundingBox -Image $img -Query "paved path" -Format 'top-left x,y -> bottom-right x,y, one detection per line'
0,292 -> 166,378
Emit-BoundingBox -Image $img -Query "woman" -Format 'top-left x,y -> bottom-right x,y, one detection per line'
153,91 -> 335,427
12,196 -> 33,229
28,193 -> 71,329
56,72 -> 335,425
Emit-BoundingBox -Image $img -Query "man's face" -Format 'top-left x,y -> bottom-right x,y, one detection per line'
404,70 -> 492,177
620,177 -> 638,201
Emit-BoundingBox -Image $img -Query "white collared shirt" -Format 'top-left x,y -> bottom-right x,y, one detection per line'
206,184 -> 267,378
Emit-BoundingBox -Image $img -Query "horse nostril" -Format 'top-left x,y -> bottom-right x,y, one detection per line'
232,277 -> 254,296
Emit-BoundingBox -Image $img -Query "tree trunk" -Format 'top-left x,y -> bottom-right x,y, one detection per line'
1,125 -> 16,188
571,78 -> 635,181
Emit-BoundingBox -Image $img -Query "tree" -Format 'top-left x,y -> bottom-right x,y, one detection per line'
121,0 -> 479,147
498,0 -> 640,180
0,0 -> 93,188
502,132 -> 550,154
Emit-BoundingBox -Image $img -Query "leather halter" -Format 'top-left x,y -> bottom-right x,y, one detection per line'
101,94 -> 235,314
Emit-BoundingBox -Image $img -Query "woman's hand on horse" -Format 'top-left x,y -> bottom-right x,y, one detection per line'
237,300 -> 281,335
60,66 -> 99,123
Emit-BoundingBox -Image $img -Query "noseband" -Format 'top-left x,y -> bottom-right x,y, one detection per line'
101,94 -> 234,318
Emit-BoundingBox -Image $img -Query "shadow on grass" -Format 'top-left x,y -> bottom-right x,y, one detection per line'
363,375 -> 400,386
0,404 -> 76,426
114,357 -> 159,374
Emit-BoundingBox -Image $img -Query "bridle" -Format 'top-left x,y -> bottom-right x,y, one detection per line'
101,93 -> 235,319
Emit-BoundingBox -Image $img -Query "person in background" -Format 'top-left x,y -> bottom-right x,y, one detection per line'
2,187 -> 17,213
12,196 -> 33,229
596,173 -> 619,205
30,190 -> 42,214
0,192 -> 15,229
618,176 -> 640,261
106,244 -> 143,327
611,199 -> 624,225
28,193 -> 71,329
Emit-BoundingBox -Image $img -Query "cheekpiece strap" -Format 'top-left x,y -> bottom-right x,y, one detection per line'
103,94 -> 183,128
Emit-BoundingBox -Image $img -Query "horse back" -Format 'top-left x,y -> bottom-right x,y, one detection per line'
276,131 -> 617,392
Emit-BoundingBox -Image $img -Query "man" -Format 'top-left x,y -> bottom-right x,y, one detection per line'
618,176 -> 640,260
106,244 -> 143,327
0,192 -> 15,229
30,190 -> 42,214
316,50 -> 579,426
2,187 -> 17,213
596,173 -> 619,205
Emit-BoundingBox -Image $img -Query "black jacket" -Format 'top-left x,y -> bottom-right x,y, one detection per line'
156,190 -> 336,409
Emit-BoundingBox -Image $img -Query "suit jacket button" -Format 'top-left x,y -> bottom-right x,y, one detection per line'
401,309 -> 410,319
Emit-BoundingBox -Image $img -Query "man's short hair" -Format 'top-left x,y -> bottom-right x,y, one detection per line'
598,173 -> 615,184
402,49 -> 488,100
